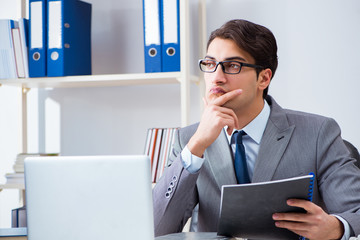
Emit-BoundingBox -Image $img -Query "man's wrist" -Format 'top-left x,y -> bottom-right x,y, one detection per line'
187,137 -> 206,158
332,215 -> 350,240
181,145 -> 205,174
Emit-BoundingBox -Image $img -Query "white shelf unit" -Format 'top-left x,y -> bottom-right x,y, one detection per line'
0,0 -> 208,224
0,72 -> 199,89
0,0 -> 207,157
0,0 -> 208,200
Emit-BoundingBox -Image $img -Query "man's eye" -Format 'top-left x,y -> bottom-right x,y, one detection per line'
204,61 -> 215,68
229,63 -> 240,69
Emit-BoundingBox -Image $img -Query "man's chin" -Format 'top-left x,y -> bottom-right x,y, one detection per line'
207,93 -> 226,103
221,101 -> 235,109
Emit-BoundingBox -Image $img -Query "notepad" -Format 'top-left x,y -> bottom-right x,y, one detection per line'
217,174 -> 314,240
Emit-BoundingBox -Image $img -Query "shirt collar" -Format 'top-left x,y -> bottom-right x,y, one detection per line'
226,100 -> 271,144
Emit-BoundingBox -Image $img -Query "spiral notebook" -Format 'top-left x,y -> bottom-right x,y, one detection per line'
217,174 -> 314,240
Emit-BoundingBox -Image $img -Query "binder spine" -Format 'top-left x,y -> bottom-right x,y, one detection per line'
29,0 -> 47,77
47,0 -> 63,77
299,172 -> 315,240
160,0 -> 180,72
143,0 -> 162,73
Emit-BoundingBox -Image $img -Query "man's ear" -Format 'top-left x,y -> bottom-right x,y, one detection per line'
258,68 -> 272,91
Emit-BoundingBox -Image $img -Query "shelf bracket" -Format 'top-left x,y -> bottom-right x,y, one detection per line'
21,87 -> 30,154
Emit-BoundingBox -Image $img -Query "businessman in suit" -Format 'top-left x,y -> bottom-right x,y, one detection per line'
153,19 -> 360,239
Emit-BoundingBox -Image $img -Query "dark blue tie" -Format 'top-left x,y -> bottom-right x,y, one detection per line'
232,130 -> 250,184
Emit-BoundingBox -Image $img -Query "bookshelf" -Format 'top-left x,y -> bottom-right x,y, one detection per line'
0,0 -> 207,189
0,72 -> 200,89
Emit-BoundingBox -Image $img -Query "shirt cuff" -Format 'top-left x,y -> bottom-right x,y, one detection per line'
333,215 -> 351,240
180,145 -> 205,174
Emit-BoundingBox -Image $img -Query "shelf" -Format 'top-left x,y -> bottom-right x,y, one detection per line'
0,183 -> 25,191
0,72 -> 200,89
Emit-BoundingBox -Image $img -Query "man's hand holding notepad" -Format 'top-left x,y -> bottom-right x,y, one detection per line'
217,174 -> 314,240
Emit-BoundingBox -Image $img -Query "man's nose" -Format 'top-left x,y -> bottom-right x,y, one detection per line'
211,63 -> 227,84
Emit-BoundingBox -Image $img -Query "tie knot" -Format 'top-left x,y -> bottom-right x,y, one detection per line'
231,130 -> 246,145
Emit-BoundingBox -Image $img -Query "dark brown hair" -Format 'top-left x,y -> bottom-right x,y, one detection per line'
207,19 -> 278,98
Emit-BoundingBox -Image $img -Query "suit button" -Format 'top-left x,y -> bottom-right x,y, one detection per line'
172,175 -> 177,181
165,192 -> 171,198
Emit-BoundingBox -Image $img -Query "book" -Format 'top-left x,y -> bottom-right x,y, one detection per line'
144,128 -> 179,183
5,173 -> 24,185
151,128 -> 164,182
0,227 -> 27,240
11,27 -> 26,78
217,174 -> 315,240
13,153 -> 59,173
0,19 -> 18,79
11,206 -> 27,228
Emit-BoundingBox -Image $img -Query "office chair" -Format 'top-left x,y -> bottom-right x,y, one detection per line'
343,140 -> 360,169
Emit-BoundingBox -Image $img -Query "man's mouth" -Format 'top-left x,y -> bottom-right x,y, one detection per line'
210,87 -> 227,95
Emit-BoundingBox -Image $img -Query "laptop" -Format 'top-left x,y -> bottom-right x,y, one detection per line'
24,155 -> 154,240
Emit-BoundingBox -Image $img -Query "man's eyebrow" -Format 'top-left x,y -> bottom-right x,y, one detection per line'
224,56 -> 247,62
204,56 -> 247,62
204,55 -> 215,60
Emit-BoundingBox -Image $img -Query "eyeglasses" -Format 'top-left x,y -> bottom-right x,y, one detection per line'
198,59 -> 264,74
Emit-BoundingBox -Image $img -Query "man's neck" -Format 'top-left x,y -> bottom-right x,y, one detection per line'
236,97 -> 265,129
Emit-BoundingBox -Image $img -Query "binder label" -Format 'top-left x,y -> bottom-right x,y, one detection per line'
48,1 -> 62,49
144,0 -> 160,46
30,2 -> 43,49
163,0 -> 178,44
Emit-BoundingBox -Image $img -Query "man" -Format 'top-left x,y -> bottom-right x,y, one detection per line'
153,19 -> 360,239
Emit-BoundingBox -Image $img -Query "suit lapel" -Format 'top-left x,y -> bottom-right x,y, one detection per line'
252,122 -> 295,182
199,96 -> 296,187
252,97 -> 295,183
205,129 -> 237,189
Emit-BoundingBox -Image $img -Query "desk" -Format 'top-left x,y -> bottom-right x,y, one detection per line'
155,232 -> 242,240
1,231 -> 235,240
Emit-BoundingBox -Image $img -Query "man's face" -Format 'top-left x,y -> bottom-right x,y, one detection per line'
204,37 -> 266,115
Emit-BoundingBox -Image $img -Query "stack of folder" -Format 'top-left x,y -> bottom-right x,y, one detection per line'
143,0 -> 180,73
144,127 -> 178,183
28,0 -> 92,77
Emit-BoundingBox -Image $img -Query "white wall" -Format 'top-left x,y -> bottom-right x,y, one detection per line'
206,0 -> 360,148
1,0 -> 360,227
44,0 -> 359,157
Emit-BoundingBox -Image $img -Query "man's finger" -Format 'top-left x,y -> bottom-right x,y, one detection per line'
287,199 -> 316,213
211,89 -> 243,106
202,97 -> 208,107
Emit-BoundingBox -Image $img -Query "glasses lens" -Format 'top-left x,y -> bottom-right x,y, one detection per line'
222,61 -> 242,74
200,60 -> 217,72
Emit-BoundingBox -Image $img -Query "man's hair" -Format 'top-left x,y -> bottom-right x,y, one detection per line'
207,19 -> 278,98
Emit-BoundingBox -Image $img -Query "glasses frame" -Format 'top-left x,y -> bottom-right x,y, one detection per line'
198,59 -> 264,74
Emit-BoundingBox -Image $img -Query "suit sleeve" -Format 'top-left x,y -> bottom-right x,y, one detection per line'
316,118 -> 360,236
152,128 -> 200,237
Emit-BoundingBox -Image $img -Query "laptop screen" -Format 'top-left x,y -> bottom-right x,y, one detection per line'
25,155 -> 154,240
